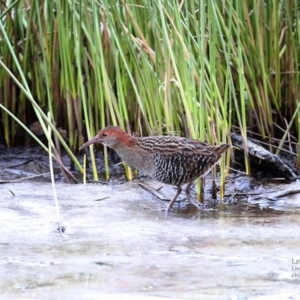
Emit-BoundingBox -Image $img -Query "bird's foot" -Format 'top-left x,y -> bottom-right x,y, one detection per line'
187,199 -> 205,210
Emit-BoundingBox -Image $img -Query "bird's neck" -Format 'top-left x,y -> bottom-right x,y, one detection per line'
112,135 -> 137,161
113,134 -> 136,150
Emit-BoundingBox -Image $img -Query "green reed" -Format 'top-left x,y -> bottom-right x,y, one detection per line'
0,0 -> 299,187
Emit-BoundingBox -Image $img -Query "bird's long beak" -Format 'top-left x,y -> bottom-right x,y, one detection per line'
79,135 -> 101,150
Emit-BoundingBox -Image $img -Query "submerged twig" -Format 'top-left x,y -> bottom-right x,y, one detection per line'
138,182 -> 170,203
268,187 -> 300,199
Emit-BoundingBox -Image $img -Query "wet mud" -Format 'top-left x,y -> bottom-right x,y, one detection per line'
1,146 -> 300,299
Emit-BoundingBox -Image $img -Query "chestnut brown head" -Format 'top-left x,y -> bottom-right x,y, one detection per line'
79,126 -> 129,150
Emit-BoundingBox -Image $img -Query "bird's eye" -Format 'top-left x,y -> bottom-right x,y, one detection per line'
102,133 -> 107,137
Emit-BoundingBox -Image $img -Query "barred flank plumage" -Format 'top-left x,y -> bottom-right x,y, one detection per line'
79,126 -> 230,211
135,136 -> 229,185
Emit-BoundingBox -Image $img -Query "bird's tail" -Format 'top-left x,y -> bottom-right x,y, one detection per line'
215,143 -> 230,156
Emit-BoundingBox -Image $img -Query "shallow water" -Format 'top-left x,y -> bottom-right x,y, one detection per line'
1,179 -> 300,299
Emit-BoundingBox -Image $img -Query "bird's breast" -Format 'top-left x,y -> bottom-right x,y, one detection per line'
114,146 -> 155,176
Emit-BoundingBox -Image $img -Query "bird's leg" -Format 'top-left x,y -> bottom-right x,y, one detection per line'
186,181 -> 195,199
166,185 -> 182,211
185,180 -> 205,210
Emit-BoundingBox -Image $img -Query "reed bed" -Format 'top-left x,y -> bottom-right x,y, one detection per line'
0,1 -> 299,183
